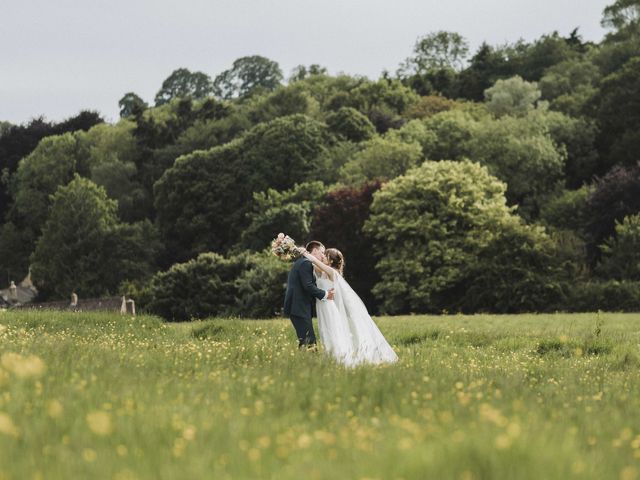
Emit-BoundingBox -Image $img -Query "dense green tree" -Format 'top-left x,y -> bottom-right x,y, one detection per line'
0,111 -> 103,221
0,121 -> 12,138
539,58 -> 601,116
325,107 -> 376,142
310,181 -> 382,312
154,68 -> 215,106
340,136 -> 423,184
536,110 -> 599,187
214,55 -> 283,99
145,250 -> 289,320
484,76 -> 541,117
585,164 -> 640,263
30,176 -> 158,298
539,186 -> 592,234
234,252 -> 291,318
145,252 -> 245,321
596,213 -> 640,280
240,182 -> 327,251
364,160 -> 518,314
421,109 -> 478,160
243,83 -> 321,124
466,113 -> 566,219
602,0 -> 640,40
456,42 -> 517,101
289,64 -> 328,82
119,92 -> 148,118
399,31 -> 469,74
449,221 -> 568,313
384,119 -> 437,157
405,95 -> 460,119
593,56 -> 640,170
516,32 -> 579,81
154,114 -> 330,262
8,132 -> 87,232
336,79 -> 419,133
153,140 -> 242,263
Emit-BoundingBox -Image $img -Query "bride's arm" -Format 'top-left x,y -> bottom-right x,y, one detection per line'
299,249 -> 335,281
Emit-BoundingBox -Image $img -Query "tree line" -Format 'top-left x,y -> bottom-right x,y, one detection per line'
1,0 -> 639,319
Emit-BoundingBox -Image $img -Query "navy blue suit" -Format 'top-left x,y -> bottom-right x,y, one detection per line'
284,257 -> 326,347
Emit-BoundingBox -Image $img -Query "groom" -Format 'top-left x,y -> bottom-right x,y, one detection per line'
284,240 -> 334,349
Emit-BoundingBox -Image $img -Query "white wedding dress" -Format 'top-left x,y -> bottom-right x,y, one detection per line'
316,270 -> 398,366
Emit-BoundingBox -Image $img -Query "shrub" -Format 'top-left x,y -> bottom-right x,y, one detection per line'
145,251 -> 289,321
567,280 -> 640,312
596,214 -> 640,280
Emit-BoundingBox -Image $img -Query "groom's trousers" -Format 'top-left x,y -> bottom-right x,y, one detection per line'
290,315 -> 317,348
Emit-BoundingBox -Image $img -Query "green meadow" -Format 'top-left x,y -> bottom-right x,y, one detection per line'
1,310 -> 640,480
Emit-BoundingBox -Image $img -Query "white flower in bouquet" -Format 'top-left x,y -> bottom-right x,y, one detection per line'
271,233 -> 300,261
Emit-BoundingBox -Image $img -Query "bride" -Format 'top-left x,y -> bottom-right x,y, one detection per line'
299,247 -> 398,366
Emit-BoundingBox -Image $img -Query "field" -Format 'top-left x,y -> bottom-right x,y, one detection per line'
1,311 -> 640,480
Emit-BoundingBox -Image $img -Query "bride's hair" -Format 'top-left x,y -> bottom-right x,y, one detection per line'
326,248 -> 345,275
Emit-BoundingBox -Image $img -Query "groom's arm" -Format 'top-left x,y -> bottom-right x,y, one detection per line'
300,260 -> 327,301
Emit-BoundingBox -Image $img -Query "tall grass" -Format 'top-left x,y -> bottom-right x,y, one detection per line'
1,310 -> 640,479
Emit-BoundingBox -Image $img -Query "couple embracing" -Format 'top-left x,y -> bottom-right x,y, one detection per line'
284,240 -> 397,366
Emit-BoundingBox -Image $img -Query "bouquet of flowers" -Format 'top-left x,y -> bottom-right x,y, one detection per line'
271,233 -> 300,261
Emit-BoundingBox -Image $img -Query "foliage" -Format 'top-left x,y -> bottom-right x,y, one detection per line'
568,280 -> 640,311
584,164 -> 640,263
484,76 -> 542,117
384,120 -> 437,157
119,92 -> 148,118
154,141 -> 242,263
213,55 -> 283,99
0,111 -> 103,220
331,79 -> 419,133
449,222 -> 568,313
398,31 -> 469,74
145,252 -> 246,321
596,213 -> 640,280
364,159 -> 518,314
421,109 -> 477,160
244,83 -> 321,124
466,113 -> 566,218
539,58 -> 601,116
405,95 -> 460,119
154,68 -> 215,106
84,121 -> 149,222
234,252 -> 291,318
288,64 -> 328,82
539,186 -> 591,234
310,181 -> 382,312
593,57 -> 640,169
325,107 -> 376,142
145,251 -> 289,321
536,110 -> 599,188
240,182 -> 327,251
601,0 -> 640,39
154,115 -> 330,262
30,176 -> 159,299
339,136 -> 423,184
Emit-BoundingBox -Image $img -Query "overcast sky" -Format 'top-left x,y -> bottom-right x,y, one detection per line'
0,0 -> 612,125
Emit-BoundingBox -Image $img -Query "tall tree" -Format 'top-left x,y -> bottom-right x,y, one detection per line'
602,0 -> 640,39
214,56 -> 283,99
31,176 -> 159,299
399,31 -> 469,75
119,92 -> 148,118
154,68 -> 215,106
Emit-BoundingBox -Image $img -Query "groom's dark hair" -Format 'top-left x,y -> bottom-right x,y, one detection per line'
306,240 -> 324,253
